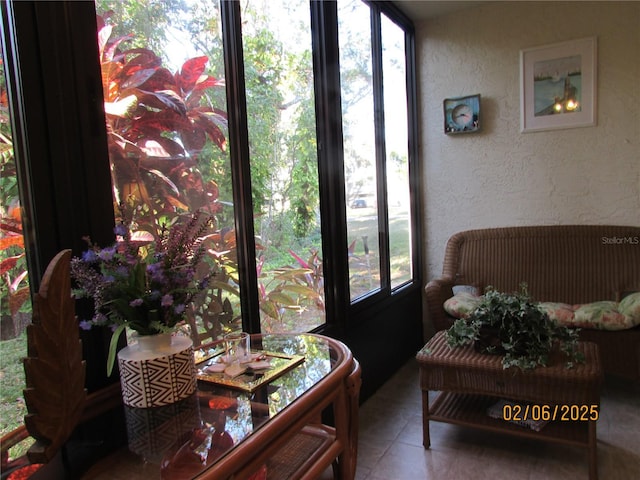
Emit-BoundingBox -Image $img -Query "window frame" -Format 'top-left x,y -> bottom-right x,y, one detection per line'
1,0 -> 420,378
343,0 -> 422,316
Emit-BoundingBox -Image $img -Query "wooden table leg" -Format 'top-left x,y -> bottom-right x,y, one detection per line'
588,420 -> 598,480
422,390 -> 431,448
340,358 -> 361,480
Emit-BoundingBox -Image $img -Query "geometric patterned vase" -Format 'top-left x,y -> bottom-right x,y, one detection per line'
117,333 -> 197,408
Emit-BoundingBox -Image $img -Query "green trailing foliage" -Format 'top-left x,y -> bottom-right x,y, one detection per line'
445,284 -> 584,370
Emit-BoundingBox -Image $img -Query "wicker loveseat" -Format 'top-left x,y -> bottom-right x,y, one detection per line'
425,225 -> 640,381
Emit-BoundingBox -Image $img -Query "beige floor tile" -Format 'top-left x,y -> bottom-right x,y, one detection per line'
354,359 -> 640,480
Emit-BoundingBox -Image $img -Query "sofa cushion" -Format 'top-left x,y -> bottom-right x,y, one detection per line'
445,293 -> 640,330
452,284 -> 481,296
572,301 -> 634,330
539,302 -> 575,325
619,292 -> 640,320
443,292 -> 482,319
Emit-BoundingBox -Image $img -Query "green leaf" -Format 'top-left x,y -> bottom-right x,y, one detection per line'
211,280 -> 240,296
133,262 -> 147,290
107,324 -> 127,377
267,291 -> 297,305
446,283 -> 584,370
104,94 -> 138,117
280,284 -> 320,298
259,301 -> 280,320
274,268 -> 313,280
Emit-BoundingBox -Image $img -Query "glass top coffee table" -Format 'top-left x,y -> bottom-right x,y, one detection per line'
83,333 -> 359,480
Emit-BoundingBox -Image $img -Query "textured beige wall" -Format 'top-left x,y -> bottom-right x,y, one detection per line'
417,1 -> 640,284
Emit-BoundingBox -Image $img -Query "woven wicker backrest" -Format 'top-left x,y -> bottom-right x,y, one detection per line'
443,225 -> 640,304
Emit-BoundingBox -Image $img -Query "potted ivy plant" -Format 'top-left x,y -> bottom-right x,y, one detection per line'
445,284 -> 584,370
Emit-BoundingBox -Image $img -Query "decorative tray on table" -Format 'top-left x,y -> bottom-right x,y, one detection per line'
194,346 -> 305,393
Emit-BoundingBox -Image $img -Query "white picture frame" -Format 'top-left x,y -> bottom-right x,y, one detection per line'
520,37 -> 597,133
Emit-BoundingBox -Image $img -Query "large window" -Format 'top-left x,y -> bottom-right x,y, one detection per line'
0,0 -> 419,409
381,12 -> 413,290
95,0 -> 327,340
95,1 -> 241,344
95,0 -> 418,327
339,0 -> 414,301
241,0 -> 325,333
339,0 -> 381,300
91,0 -> 417,339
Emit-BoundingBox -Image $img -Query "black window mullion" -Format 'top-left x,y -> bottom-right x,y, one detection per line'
310,0 -> 349,333
220,0 -> 261,333
2,1 -> 118,394
378,2 -> 422,290
404,26 -> 422,288
369,5 -> 391,292
1,0 -> 114,290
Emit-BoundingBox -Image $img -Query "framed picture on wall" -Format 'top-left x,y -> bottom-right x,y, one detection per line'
520,37 -> 597,133
443,94 -> 481,134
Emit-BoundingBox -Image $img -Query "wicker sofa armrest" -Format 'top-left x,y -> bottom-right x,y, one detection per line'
425,277 -> 456,332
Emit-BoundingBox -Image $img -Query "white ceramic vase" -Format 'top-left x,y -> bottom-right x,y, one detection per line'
117,332 -> 197,408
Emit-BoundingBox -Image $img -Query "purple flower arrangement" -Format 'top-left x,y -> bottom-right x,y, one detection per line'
71,211 -> 213,374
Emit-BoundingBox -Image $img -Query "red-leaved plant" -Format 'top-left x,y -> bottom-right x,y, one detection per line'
97,13 -> 227,234
95,13 -> 243,342
0,206 -> 29,322
91,14 -> 324,340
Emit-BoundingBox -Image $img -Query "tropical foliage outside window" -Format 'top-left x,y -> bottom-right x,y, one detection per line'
96,8 -> 240,344
0,52 -> 33,461
96,0 -> 328,340
241,0 -> 324,332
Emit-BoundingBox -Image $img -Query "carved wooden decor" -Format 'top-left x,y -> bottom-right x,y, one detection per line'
22,249 -> 87,463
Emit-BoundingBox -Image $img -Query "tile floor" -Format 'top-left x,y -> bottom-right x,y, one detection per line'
354,359 -> 640,480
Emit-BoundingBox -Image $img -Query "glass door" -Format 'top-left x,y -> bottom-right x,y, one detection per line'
338,0 -> 416,302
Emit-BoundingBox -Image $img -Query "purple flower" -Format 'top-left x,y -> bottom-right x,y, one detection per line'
82,250 -> 98,262
98,246 -> 116,261
161,294 -> 174,307
114,224 -> 128,237
70,211 -> 213,336
92,312 -> 109,325
174,304 -> 186,315
79,320 -> 93,330
147,263 -> 166,283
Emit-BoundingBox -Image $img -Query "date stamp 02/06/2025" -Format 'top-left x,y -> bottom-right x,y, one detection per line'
502,403 -> 599,422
